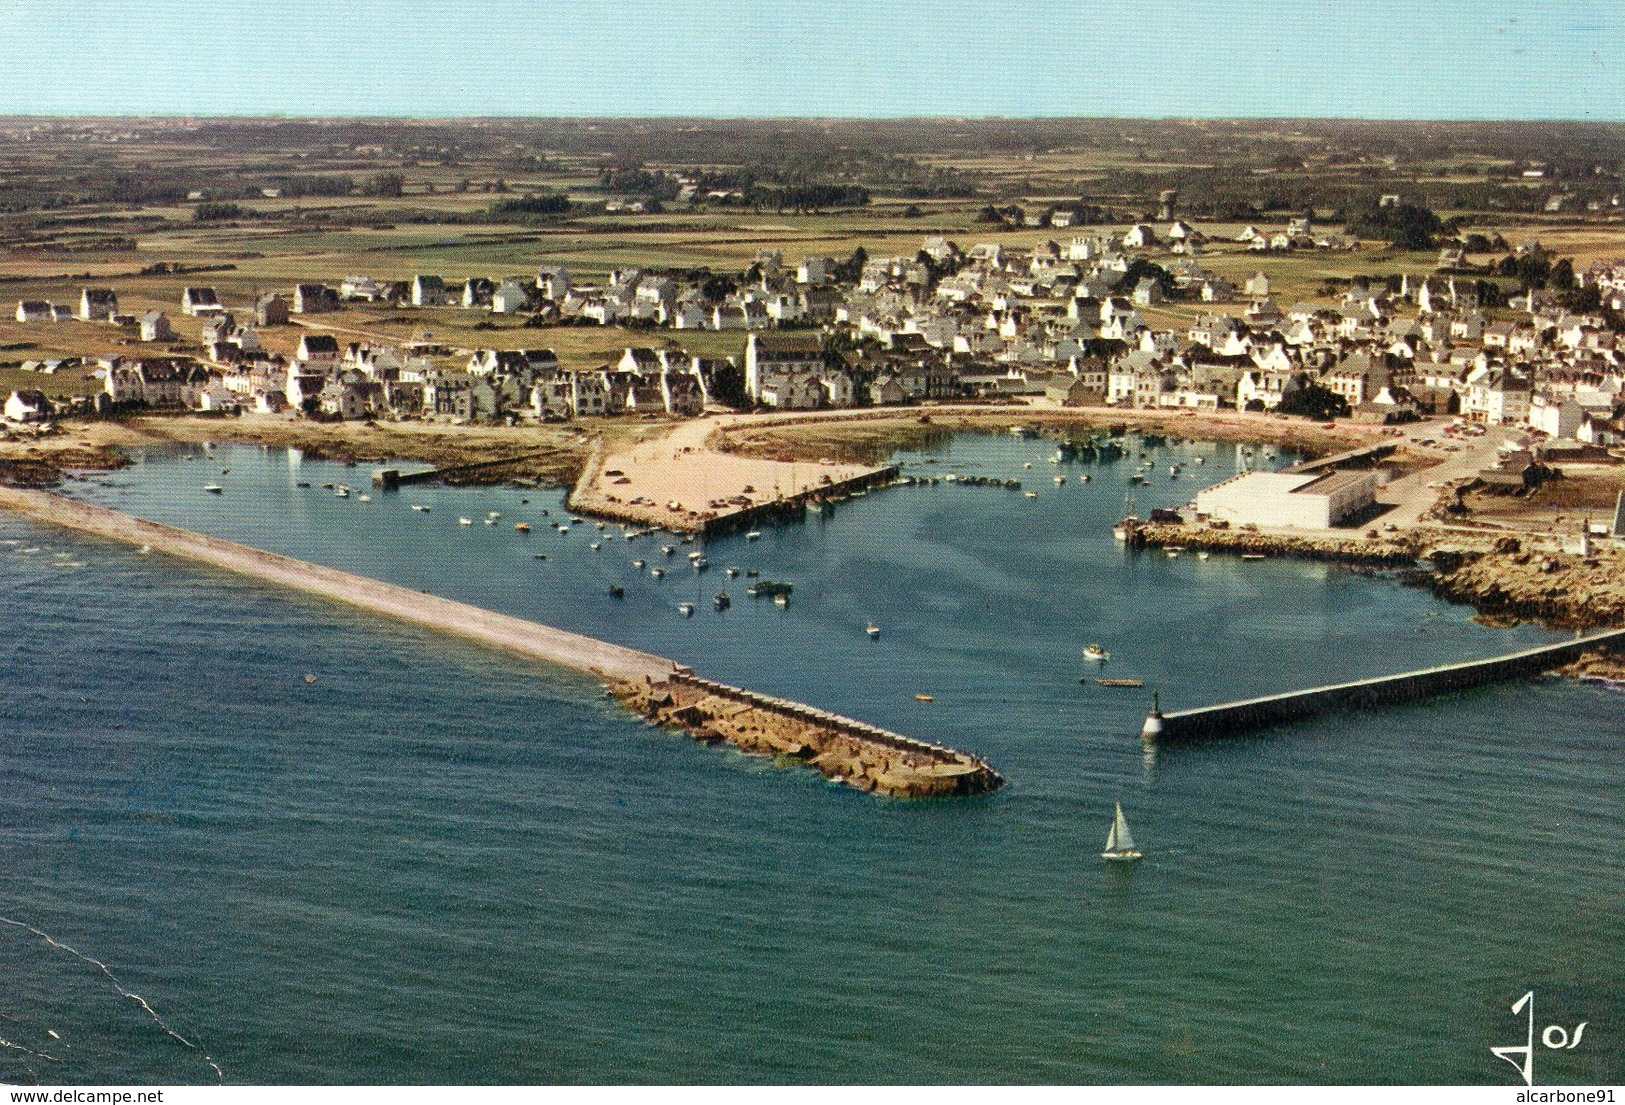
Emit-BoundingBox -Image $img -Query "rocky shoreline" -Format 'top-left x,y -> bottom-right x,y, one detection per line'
1131,522 -> 1417,566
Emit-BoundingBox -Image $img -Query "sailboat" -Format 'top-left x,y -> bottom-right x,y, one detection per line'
1101,802 -> 1142,863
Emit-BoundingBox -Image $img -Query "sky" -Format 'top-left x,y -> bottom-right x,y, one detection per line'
0,0 -> 1622,120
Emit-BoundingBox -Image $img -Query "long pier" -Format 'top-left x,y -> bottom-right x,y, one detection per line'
0,485 -> 1001,796
1146,627 -> 1625,742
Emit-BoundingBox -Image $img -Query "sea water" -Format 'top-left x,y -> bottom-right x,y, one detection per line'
0,434 -> 1618,1084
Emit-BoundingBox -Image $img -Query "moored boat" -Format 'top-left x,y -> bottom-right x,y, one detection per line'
515,522 -> 531,533
866,622 -> 881,640
1083,643 -> 1110,662
203,484 -> 224,494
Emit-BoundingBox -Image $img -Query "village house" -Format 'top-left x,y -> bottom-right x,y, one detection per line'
140,310 -> 173,342
79,288 -> 118,321
292,284 -> 339,314
4,389 -> 52,423
15,301 -> 52,323
181,287 -> 224,316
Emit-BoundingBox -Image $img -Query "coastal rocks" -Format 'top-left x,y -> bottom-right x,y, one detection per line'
608,674 -> 1003,799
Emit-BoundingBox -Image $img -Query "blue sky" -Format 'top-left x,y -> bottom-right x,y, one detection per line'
0,0 -> 1622,119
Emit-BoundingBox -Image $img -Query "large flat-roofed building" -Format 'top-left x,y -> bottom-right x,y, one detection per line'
1194,469 -> 1378,530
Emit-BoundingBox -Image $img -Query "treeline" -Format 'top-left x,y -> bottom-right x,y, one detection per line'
487,191 -> 572,217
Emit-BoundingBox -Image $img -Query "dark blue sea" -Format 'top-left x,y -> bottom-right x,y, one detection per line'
1,433 -> 1619,1085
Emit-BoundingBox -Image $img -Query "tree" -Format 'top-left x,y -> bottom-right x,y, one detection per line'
366,172 -> 404,198
1346,200 -> 1446,250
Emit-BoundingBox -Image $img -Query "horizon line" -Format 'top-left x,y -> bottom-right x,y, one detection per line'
4,113 -> 1623,125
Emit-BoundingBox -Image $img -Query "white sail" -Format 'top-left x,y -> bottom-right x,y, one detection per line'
1109,803 -> 1135,852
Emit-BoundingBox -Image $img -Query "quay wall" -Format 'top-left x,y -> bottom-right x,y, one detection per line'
1154,627 -> 1625,741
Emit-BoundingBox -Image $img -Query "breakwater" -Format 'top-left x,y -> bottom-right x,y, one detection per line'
0,485 -> 1000,798
372,451 -> 555,488
1147,626 -> 1625,742
612,671 -> 1003,797
699,465 -> 901,537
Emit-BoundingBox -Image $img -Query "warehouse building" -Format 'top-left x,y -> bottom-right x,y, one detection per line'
1194,469 -> 1378,530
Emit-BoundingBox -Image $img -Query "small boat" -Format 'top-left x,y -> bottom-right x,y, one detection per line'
321,483 -> 335,490
1081,473 -> 1091,482
1195,456 -> 1206,465
1165,548 -> 1182,558
138,545 -> 152,555
692,557 -> 709,571
1054,476 -> 1066,485
746,531 -> 762,542
335,488 -> 350,498
713,592 -> 731,610
459,517 -> 473,526
297,481 -> 312,488
650,567 -> 665,578
1197,551 -> 1210,560
358,494 -> 372,502
607,584 -> 625,598
488,511 -> 501,519
1101,802 -> 1142,864
915,694 -> 934,703
725,567 -> 740,578
773,593 -> 789,609
590,542 -> 601,551
633,558 -> 646,569
866,622 -> 881,640
1241,553 -> 1267,561
687,550 -> 704,560
1024,462 -> 1033,469
515,523 -> 531,533
1083,643 -> 1110,662
533,554 -> 548,560
662,545 -> 676,556
484,518 -> 496,525
203,484 -> 223,494
220,468 -> 230,475
678,602 -> 695,617
745,570 -> 760,578
1096,678 -> 1145,688
595,522 -> 606,531
1025,491 -> 1039,500
411,504 -> 430,512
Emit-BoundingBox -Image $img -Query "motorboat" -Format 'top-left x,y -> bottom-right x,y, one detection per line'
746,531 -> 762,541
866,623 -> 881,640
633,558 -> 646,569
713,592 -> 731,611
459,517 -> 473,526
650,567 -> 665,578
678,602 -> 695,617
203,484 -> 224,494
515,522 -> 531,533
725,567 -> 740,578
1083,643 -> 1110,662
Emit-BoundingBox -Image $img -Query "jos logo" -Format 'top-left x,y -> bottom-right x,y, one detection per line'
1491,990 -> 1589,1086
